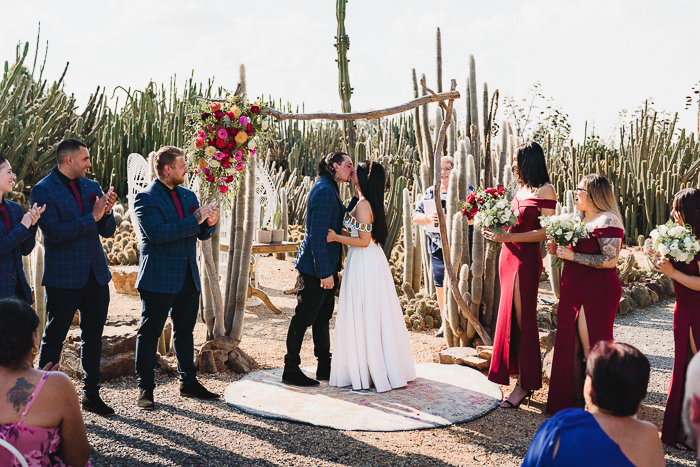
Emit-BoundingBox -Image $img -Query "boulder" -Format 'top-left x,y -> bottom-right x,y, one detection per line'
226,347 -> 259,374
618,295 -> 633,315
436,347 -> 478,364
645,281 -> 665,299
540,330 -> 557,352
630,284 -> 652,308
461,356 -> 490,371
649,289 -> 659,304
59,323 -> 139,382
476,345 -> 493,361
112,270 -> 139,296
658,275 -> 675,296
197,349 -> 228,373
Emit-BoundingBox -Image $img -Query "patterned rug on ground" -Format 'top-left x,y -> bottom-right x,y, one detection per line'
224,363 -> 502,431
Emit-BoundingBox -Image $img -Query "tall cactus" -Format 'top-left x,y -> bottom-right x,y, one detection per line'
33,239 -> 46,334
335,0 -> 355,158
402,187 -> 415,291
412,69 -> 424,161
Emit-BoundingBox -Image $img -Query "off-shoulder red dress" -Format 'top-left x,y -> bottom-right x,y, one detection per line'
546,226 -> 624,415
661,251 -> 700,445
488,197 -> 557,390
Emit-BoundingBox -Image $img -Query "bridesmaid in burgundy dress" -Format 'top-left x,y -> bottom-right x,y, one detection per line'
546,174 -> 624,415
653,188 -> 700,450
484,142 -> 556,408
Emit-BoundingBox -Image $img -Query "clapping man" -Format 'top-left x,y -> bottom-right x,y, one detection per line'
133,146 -> 219,410
31,138 -> 118,416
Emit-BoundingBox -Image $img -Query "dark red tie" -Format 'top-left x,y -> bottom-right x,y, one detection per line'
0,205 -> 11,232
69,181 -> 84,215
171,191 -> 184,220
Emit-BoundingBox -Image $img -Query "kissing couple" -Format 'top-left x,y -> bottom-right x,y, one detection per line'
283,152 -> 416,392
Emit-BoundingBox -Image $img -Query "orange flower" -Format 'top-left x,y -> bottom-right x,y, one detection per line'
195,138 -> 206,149
210,102 -> 222,112
198,159 -> 208,167
235,131 -> 248,144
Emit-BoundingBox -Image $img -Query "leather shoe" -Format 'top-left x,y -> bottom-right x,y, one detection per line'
137,389 -> 154,410
81,393 -> 115,417
316,359 -> 331,381
282,367 -> 319,387
179,380 -> 220,400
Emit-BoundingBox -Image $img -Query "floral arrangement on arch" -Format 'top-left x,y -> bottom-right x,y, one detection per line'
186,92 -> 270,203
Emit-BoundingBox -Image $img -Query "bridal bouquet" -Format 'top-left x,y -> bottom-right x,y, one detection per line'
186,92 -> 271,205
462,187 -> 518,251
540,213 -> 592,268
648,220 -> 700,264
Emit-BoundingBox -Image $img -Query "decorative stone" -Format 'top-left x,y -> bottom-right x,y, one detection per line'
112,270 -> 139,296
460,356 -> 490,371
630,284 -> 652,308
658,275 -> 674,296
645,281 -> 665,299
618,295 -> 633,315
226,347 -> 259,374
542,348 -> 555,379
197,349 -> 228,373
476,346 -> 493,361
437,347 -> 478,364
649,289 -> 659,304
539,330 -> 557,352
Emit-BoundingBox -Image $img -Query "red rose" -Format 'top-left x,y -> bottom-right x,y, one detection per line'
246,124 -> 255,136
201,112 -> 210,120
466,193 -> 475,204
214,110 -> 224,120
461,207 -> 467,216
219,185 -> 229,194
497,186 -> 505,195
206,175 -> 215,183
216,138 -> 227,148
470,207 -> 478,218
225,176 -> 234,183
477,198 -> 485,205
230,128 -> 239,136
225,111 -> 235,120
221,160 -> 230,168
227,141 -> 236,151
484,188 -> 495,195
251,105 -> 260,114
207,139 -> 216,147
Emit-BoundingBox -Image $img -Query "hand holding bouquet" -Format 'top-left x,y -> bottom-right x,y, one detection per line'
648,220 -> 700,265
463,187 -> 518,250
540,213 -> 591,268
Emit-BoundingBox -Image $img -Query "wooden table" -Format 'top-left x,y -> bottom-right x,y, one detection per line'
246,241 -> 300,314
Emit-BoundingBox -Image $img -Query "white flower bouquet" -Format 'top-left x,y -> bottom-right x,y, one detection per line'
474,196 -> 520,251
648,220 -> 700,264
540,213 -> 592,268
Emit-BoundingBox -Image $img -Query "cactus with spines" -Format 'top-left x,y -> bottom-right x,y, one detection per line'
33,239 -> 46,333
335,0 -> 355,157
402,187 -> 415,291
549,203 -> 562,298
446,213 -> 464,344
280,187 -> 288,242
468,55 -> 480,180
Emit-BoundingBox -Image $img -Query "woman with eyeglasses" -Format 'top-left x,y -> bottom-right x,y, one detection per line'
652,188 -> 700,450
412,156 -> 459,338
545,174 -> 624,415
483,142 -> 557,408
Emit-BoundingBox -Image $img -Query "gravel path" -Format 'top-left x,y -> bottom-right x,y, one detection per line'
77,257 -> 696,466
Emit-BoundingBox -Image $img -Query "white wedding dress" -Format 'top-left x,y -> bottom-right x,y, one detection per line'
330,212 -> 417,392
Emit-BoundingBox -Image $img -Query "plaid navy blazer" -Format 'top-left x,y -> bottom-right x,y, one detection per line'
294,175 -> 356,279
31,169 -> 116,289
134,180 -> 215,294
0,199 -> 36,303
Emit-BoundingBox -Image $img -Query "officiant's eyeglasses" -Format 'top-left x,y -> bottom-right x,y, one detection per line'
440,166 -> 453,173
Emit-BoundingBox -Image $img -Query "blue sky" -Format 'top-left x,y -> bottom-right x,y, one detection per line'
2,0 -> 699,143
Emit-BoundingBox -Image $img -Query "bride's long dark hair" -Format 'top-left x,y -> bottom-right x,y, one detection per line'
356,160 -> 388,245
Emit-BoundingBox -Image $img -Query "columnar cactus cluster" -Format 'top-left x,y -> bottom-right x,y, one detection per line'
102,203 -> 139,266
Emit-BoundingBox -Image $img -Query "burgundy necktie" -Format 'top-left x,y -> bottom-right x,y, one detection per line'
69,181 -> 84,215
0,205 -> 11,232
171,191 -> 184,220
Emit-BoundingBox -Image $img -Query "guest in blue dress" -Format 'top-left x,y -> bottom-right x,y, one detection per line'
523,341 -> 664,467
0,155 -> 44,303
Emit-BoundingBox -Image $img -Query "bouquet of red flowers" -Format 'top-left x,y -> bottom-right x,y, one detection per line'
186,92 -> 271,205
461,186 -> 507,220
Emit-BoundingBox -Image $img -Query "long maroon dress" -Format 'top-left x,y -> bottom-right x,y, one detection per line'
661,251 -> 700,445
545,226 -> 624,415
488,197 -> 557,390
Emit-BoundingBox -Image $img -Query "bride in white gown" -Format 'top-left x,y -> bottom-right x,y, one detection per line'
326,160 -> 416,393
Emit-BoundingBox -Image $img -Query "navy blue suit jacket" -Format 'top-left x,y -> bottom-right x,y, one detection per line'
134,180 -> 215,294
30,169 -> 116,289
294,175 -> 356,279
0,199 -> 36,303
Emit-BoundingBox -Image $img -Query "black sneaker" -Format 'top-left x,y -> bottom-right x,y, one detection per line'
81,393 -> 115,417
282,367 -> 320,387
137,389 -> 155,410
179,380 -> 220,400
316,359 -> 331,381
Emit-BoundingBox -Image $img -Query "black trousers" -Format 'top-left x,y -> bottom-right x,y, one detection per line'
135,268 -> 200,390
39,271 -> 110,396
284,271 -> 338,370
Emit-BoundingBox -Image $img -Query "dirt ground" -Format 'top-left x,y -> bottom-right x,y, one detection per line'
80,254 -> 696,466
